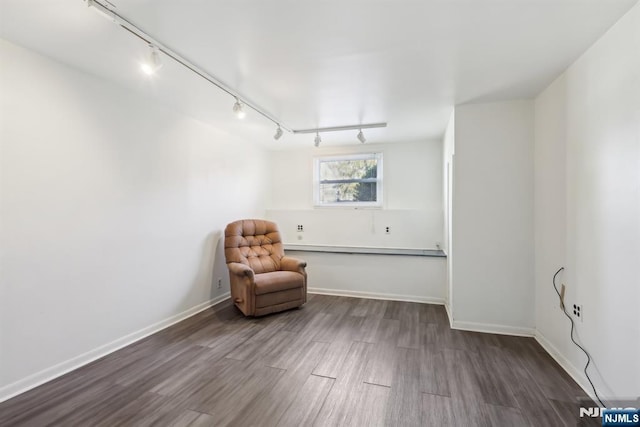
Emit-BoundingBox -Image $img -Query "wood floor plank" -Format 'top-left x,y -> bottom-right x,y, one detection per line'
547,397 -> 601,427
276,375 -> 334,427
345,382 -> 390,426
443,348 -> 485,401
312,340 -> 355,378
0,371 -> 89,425
383,300 -> 404,320
151,356 -> 239,397
362,317 -> 399,345
468,346 -> 519,407
485,403 -> 532,427
168,410 -> 217,427
497,345 -> 573,427
422,392 -> 456,426
419,349 -> 451,397
227,341 -> 329,426
362,343 -> 397,387
398,303 -> 421,349
349,297 -> 388,318
225,329 -> 297,366
420,303 -> 449,325
188,364 -> 285,425
449,397 -> 492,427
269,313 -> 336,370
311,313 -> 364,343
362,318 -> 400,387
384,347 -> 424,426
3,382 -> 137,427
519,346 -> 588,402
313,341 -> 373,425
312,314 -> 367,378
91,391 -> 186,427
115,344 -> 207,389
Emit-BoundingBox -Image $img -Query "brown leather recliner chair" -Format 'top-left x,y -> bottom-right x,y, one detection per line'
224,219 -> 307,316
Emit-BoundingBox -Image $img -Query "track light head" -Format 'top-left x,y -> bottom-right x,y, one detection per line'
233,98 -> 246,119
140,45 -> 162,76
274,124 -> 283,140
357,129 -> 366,144
314,132 -> 321,147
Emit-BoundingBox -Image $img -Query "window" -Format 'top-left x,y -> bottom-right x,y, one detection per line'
313,153 -> 383,207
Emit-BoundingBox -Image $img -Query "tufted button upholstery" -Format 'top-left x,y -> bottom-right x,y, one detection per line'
225,219 -> 284,274
224,219 -> 307,316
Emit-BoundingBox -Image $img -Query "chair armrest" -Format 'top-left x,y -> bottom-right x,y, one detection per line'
281,256 -> 307,274
227,262 -> 255,280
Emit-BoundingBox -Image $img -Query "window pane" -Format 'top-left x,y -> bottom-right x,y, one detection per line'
314,153 -> 382,206
319,182 -> 377,203
319,158 -> 377,181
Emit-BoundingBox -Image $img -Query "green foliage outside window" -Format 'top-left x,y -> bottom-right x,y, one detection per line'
318,158 -> 378,203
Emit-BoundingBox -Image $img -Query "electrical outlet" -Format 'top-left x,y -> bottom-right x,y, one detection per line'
572,303 -> 582,322
385,226 -> 390,234
217,278 -> 222,289
297,224 -> 304,232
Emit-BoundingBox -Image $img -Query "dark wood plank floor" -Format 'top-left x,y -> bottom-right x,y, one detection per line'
0,295 -> 597,426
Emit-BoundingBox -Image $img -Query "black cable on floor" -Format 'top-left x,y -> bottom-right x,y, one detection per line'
552,267 -> 605,408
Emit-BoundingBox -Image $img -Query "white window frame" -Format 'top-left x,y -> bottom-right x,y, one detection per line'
313,152 -> 383,208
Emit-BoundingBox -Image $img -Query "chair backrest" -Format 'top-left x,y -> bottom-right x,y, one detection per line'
224,219 -> 285,274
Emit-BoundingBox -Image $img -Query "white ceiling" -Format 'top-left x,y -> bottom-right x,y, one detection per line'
1,0 -> 637,149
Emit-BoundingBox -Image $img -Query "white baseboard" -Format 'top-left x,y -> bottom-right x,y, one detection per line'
0,293 -> 230,403
534,330 -> 600,404
308,287 -> 444,305
444,302 -> 453,327
450,319 -> 535,337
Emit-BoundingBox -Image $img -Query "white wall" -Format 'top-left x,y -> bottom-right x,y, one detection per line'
294,251 -> 446,303
0,40 -> 269,399
267,140 -> 443,248
266,140 -> 446,302
269,141 -> 442,210
534,3 -> 640,400
451,100 -> 535,334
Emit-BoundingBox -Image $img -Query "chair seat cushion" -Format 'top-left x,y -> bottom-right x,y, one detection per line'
254,271 -> 304,295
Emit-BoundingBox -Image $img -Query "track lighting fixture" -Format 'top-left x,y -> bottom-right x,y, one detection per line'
233,98 -> 246,119
292,123 -> 386,146
86,0 -> 396,144
274,124 -> 283,140
140,44 -> 162,76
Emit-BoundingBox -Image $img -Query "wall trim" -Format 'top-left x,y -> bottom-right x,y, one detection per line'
534,330 -> 600,405
450,319 -> 535,337
444,302 -> 453,327
308,287 -> 444,305
0,293 -> 231,403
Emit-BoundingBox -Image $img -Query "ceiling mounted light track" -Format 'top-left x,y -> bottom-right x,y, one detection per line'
292,122 -> 387,134
295,122 -> 385,145
84,0 -> 388,146
84,0 -> 290,132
